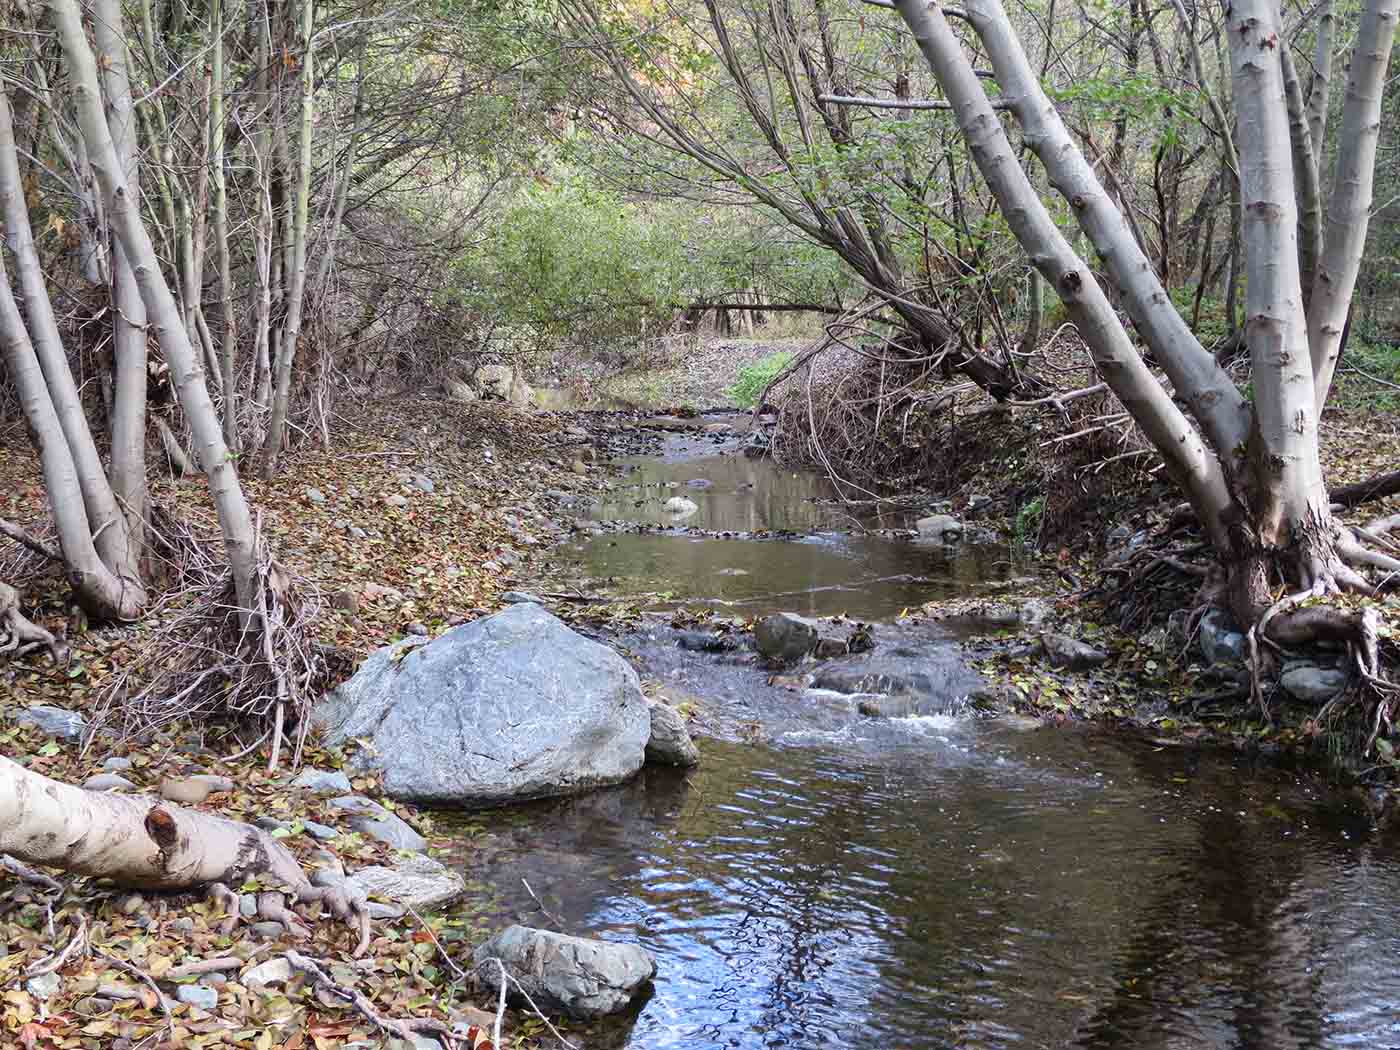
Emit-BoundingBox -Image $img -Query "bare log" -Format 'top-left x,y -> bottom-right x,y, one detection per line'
1331,469 -> 1400,510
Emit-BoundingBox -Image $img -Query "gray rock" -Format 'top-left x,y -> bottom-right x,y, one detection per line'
753,613 -> 820,663
102,756 -> 133,772
327,795 -> 427,851
662,496 -> 698,515
176,984 -> 220,1010
249,921 -> 286,940
199,972 -> 227,987
571,459 -> 589,475
187,774 -> 236,793
255,816 -> 291,834
316,604 -> 650,807
1200,609 -> 1246,666
686,479 -> 713,489
385,493 -> 409,508
242,957 -> 293,989
303,820 -> 339,841
83,773 -> 135,791
305,487 -> 326,504
349,526 -> 368,540
1041,633 -> 1109,671
411,474 -> 435,494
475,364 -> 514,400
473,926 -> 657,1019
445,379 -> 478,403
18,705 -> 87,741
916,514 -> 964,542
501,591 -> 546,605
26,972 -> 61,1000
345,854 -> 465,910
170,917 -> 196,935
239,894 -> 258,919
1019,598 -> 1052,630
1280,664 -> 1349,703
289,768 -> 353,795
645,700 -> 700,767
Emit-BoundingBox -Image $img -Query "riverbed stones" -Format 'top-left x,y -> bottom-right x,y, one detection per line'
916,514 -> 964,542
326,795 -> 427,851
644,700 -> 700,767
82,773 -> 135,792
345,853 -> 465,910
473,926 -> 657,1019
289,767 -> 353,794
316,603 -> 650,806
753,612 -> 821,663
176,985 -> 219,1011
663,496 -> 699,515
1280,664 -> 1349,703
17,705 -> 87,741
1199,609 -> 1246,666
1040,633 -> 1109,671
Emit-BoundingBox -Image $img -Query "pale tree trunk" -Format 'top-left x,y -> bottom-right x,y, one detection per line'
1307,0 -> 1398,410
93,0 -> 149,563
50,0 -> 260,618
1280,47 -> 1322,310
260,0 -> 315,479
1306,0 -> 1335,173
0,756 -> 368,953
211,0 -> 239,451
1,89 -> 145,619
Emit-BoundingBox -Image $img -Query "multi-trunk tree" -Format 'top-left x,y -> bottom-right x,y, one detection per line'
877,0 -> 1396,709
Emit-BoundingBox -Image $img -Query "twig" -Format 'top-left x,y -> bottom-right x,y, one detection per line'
94,950 -> 174,1037
473,957 -> 580,1050
26,913 -> 87,977
520,877 -> 563,928
2,854 -> 64,893
165,956 -> 245,980
284,950 -> 453,1044
0,517 -> 61,562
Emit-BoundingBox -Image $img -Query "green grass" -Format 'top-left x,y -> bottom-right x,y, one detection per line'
727,350 -> 795,408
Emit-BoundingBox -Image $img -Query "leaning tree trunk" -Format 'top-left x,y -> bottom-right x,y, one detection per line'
50,0 -> 260,618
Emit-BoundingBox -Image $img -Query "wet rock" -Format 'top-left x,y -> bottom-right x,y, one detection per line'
176,984 -> 219,1010
686,479 -> 713,489
345,854 -> 465,911
916,514 -> 964,542
1199,609 -> 1246,666
18,705 -> 87,741
316,604 -> 650,806
83,773 -> 135,792
663,496 -> 698,515
501,590 -> 547,605
675,630 -> 742,654
856,696 -> 930,718
1280,664 -> 1349,703
753,613 -> 820,663
811,668 -> 934,695
26,972 -> 61,999
326,796 -> 427,851
102,756 -> 133,772
1040,633 -> 1109,671
473,926 -> 657,1019
304,487 -> 326,504
644,700 -> 700,767
813,636 -> 848,659
243,957 -> 294,989
290,768 -> 353,794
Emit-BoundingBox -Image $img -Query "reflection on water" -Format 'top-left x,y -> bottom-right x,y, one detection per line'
445,715 -> 1400,1050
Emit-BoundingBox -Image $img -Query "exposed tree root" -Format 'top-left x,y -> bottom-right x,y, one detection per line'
0,580 -> 68,663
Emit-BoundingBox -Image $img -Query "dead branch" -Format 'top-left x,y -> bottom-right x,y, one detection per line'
285,950 -> 454,1045
1331,469 -> 1400,510
0,516 -> 62,562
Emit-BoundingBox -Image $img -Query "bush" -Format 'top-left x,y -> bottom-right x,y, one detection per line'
728,351 -> 794,407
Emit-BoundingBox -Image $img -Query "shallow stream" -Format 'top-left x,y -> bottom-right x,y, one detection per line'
449,422 -> 1400,1049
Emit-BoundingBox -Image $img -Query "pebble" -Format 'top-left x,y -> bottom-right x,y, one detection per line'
26,972 -> 61,999
199,972 -> 227,987
255,817 -> 291,834
289,768 -> 354,795
242,957 -> 293,989
385,493 -> 409,508
304,487 -> 326,504
83,773 -> 136,791
119,894 -> 146,915
349,526 -> 367,539
176,984 -> 219,1010
170,917 -> 196,935
101,756 -> 133,772
240,894 -> 258,918
250,921 -> 286,940
411,474 -> 435,493
407,622 -> 429,636
303,820 -> 339,841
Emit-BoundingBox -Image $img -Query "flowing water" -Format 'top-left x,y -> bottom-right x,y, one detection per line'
447,421 -> 1400,1050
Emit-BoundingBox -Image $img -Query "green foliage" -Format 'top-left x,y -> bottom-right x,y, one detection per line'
1014,497 -> 1045,547
728,351 -> 795,407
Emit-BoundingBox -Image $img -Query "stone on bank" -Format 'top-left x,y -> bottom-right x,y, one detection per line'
473,925 -> 657,1019
315,603 -> 651,806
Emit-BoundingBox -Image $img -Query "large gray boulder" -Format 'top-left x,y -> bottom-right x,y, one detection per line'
316,604 -> 650,806
474,364 -> 514,400
473,926 -> 656,1019
1280,663 -> 1349,703
916,514 -> 964,543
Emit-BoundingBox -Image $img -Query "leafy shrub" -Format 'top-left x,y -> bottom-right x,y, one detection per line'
728,351 -> 794,407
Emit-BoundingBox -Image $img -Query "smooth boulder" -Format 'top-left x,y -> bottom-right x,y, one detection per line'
1041,633 -> 1109,671
346,854 -> 465,910
315,603 -> 650,806
473,926 -> 656,1019
1280,664 -> 1349,703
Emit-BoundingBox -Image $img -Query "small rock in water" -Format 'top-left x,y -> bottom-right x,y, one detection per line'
686,479 -> 713,489
916,514 -> 964,543
1040,633 -> 1109,671
753,612 -> 821,663
663,496 -> 699,515
472,925 -> 657,1019
644,700 -> 700,767
303,819 -> 339,841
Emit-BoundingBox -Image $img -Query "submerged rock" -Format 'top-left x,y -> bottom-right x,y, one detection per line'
645,700 -> 700,767
346,853 -> 465,910
1199,609 -> 1246,666
315,603 -> 650,806
327,795 -> 427,851
753,612 -> 820,663
663,496 -> 699,515
915,514 -> 964,543
473,926 -> 657,1019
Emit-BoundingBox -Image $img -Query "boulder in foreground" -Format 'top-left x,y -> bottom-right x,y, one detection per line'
473,925 -> 657,1019
316,604 -> 650,806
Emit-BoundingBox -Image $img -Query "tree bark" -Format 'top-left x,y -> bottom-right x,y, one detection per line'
1307,0 -> 1398,411
50,0 -> 260,618
1305,0 -> 1335,173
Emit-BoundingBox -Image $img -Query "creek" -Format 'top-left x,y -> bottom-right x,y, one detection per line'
445,419 -> 1400,1049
